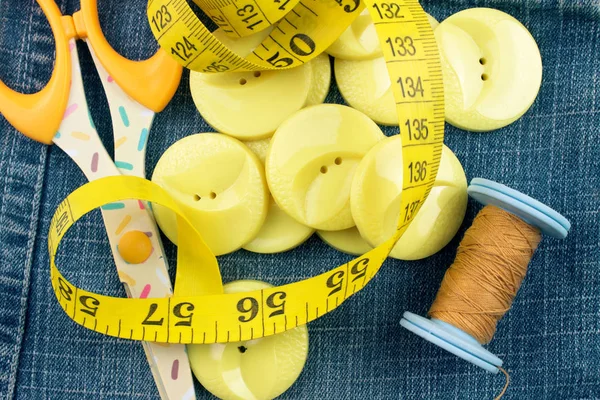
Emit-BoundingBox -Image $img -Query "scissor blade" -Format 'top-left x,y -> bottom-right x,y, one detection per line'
87,44 -> 156,178
54,39 -> 197,400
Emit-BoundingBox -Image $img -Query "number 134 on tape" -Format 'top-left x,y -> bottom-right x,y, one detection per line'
49,0 -> 444,344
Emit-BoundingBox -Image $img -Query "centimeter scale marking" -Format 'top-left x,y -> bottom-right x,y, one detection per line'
48,0 -> 444,344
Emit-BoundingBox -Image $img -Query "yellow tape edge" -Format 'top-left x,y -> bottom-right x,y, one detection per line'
49,176 -> 399,344
49,0 -> 444,344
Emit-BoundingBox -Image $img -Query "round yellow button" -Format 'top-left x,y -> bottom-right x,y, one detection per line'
317,227 -> 372,256
190,29 -> 312,140
306,53 -> 332,106
266,104 -> 385,231
243,198 -> 314,254
335,56 -> 397,125
334,14 -> 439,125
326,9 -> 382,61
436,8 -> 542,131
118,230 -> 153,264
242,140 -> 315,253
243,138 -> 270,164
151,133 -> 269,256
427,14 -> 440,30
326,10 -> 438,61
188,280 -> 309,400
210,28 -> 329,108
351,139 -> 468,260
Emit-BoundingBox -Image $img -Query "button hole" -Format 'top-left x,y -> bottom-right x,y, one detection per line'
334,157 -> 342,165
253,71 -> 261,78
238,346 -> 247,353
193,194 -> 201,201
479,57 -> 487,65
481,73 -> 489,81
320,166 -> 328,174
239,78 -> 247,85
210,192 -> 217,199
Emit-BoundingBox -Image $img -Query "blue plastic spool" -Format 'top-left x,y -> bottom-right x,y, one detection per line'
400,178 -> 571,374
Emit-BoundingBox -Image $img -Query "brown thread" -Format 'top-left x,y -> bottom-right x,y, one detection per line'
495,367 -> 510,400
429,205 -> 542,344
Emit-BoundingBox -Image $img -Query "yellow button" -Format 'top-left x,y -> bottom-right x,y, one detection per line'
351,139 -> 468,260
306,53 -> 332,106
436,8 -> 542,131
242,140 -> 315,253
427,14 -> 440,30
214,26 -> 329,109
190,29 -> 312,140
326,10 -> 438,61
317,227 -> 372,256
188,280 -> 309,400
326,9 -> 382,61
335,56 -> 396,125
243,138 -> 270,164
118,230 -> 153,264
243,198 -> 314,254
151,133 -> 269,256
266,104 -> 385,231
334,14 -> 438,125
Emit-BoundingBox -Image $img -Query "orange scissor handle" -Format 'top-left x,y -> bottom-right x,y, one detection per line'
0,0 -> 75,144
74,0 -> 182,113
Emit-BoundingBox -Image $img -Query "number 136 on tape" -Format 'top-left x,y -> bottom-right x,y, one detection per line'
49,0 -> 444,344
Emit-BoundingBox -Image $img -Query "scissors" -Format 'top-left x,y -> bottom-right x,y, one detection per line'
0,1 -> 196,399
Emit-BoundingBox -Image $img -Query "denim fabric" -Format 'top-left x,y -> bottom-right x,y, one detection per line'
0,0 -> 599,398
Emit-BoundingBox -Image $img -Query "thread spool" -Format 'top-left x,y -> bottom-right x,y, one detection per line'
400,178 -> 571,373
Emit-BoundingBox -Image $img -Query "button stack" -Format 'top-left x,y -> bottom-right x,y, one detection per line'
148,7 -> 544,397
333,12 -> 439,125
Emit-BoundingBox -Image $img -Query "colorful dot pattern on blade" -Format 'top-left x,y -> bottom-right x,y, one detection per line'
119,106 -> 130,127
115,161 -> 134,170
171,360 -> 180,380
71,131 -> 90,141
140,284 -> 152,299
138,128 -> 149,151
53,42 -> 191,398
102,202 -> 126,210
115,136 -> 127,148
116,215 -> 132,235
91,152 -> 99,172
63,103 -> 78,119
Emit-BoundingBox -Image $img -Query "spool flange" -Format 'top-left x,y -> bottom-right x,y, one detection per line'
400,178 -> 571,373
468,178 -> 570,239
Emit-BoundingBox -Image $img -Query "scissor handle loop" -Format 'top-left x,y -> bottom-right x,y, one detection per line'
0,0 -> 74,144
74,0 -> 182,113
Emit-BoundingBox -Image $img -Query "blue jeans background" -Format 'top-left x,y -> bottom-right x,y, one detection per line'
1,0 -> 599,398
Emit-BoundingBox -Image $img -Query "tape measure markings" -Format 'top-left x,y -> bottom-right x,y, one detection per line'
148,0 -> 360,72
198,0 -> 299,38
48,176 -> 398,344
49,0 -> 444,344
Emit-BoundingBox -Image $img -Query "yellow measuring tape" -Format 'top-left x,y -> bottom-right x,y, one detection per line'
49,0 -> 444,344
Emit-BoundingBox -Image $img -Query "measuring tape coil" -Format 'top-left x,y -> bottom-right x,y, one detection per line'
49,0 -> 444,344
